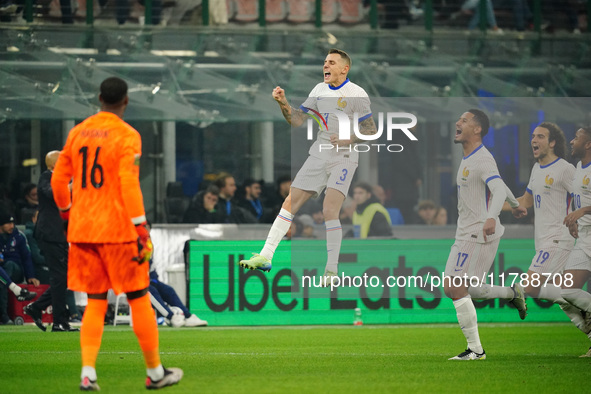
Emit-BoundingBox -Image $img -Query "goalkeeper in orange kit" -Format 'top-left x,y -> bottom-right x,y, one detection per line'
51,77 -> 182,391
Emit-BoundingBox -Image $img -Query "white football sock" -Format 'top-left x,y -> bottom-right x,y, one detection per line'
468,283 -> 514,300
260,208 -> 294,261
562,288 -> 591,313
81,366 -> 97,381
559,302 -> 587,334
538,284 -> 565,304
147,365 -> 165,381
8,282 -> 21,295
453,295 -> 483,354
325,219 -> 342,273
540,285 -> 589,334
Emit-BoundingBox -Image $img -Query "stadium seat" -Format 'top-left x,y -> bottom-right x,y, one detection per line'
387,207 -> 405,225
338,0 -> 364,23
233,0 -> 258,22
113,293 -> 132,326
164,197 -> 190,223
322,0 -> 338,23
286,0 -> 313,23
166,181 -> 185,198
266,0 -> 286,22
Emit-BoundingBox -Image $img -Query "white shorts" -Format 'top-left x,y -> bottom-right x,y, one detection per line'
564,247 -> 591,272
444,238 -> 500,281
574,226 -> 591,257
527,243 -> 571,275
291,156 -> 358,198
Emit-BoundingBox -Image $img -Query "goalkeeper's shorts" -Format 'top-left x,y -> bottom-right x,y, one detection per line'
69,242 -> 149,295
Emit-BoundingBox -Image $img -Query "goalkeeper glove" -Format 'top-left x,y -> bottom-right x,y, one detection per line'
133,221 -> 153,265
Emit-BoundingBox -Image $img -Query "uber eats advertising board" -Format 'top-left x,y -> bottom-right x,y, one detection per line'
185,239 -> 571,326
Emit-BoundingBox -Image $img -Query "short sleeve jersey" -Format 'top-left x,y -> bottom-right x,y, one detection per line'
526,158 -> 575,249
455,144 -> 505,242
571,161 -> 591,227
51,111 -> 145,244
300,79 -> 372,163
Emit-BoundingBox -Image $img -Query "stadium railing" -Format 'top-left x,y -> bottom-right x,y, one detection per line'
15,0 -> 591,35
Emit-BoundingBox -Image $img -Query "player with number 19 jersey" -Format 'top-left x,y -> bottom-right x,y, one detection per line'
51,111 -> 145,244
526,157 -> 575,251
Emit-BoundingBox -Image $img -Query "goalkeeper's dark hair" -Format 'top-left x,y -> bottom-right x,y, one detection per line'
100,77 -> 128,105
539,122 -> 567,159
467,108 -> 490,138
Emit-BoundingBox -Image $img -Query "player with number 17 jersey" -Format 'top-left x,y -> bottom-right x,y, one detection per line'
51,111 -> 145,244
455,144 -> 508,243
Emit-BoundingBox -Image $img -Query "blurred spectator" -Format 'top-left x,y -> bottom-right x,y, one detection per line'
432,205 -> 448,225
22,209 -> 50,285
351,182 -> 392,238
493,0 -> 531,31
415,199 -> 437,224
0,210 -> 40,325
146,223 -> 207,328
182,184 -> 224,224
263,175 -> 292,222
381,128 -> 422,225
119,0 -> 162,25
0,183 -> 15,216
301,200 -> 325,225
237,178 -> 265,222
460,0 -> 503,32
161,0 -> 202,25
339,196 -> 356,225
364,0 -> 410,29
544,0 -> 580,34
372,184 -> 387,205
215,172 -> 256,224
16,183 -> 38,224
292,214 -> 316,239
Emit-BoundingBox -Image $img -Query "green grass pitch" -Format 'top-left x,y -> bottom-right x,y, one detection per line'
1,323 -> 590,393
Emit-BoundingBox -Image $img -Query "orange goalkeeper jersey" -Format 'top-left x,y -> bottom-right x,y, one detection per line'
52,111 -> 146,243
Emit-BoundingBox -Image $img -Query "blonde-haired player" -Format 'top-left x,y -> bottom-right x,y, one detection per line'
239,49 -> 377,284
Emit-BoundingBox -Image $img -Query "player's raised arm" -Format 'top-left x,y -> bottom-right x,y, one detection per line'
355,116 -> 378,142
272,86 -> 307,128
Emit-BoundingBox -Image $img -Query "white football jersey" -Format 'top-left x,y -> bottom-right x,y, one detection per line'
300,79 -> 372,163
455,144 -> 505,242
526,157 -> 575,249
571,161 -> 591,227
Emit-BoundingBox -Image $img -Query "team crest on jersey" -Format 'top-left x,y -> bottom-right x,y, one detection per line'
544,174 -> 554,189
461,167 -> 469,181
583,175 -> 590,190
133,154 -> 141,166
337,97 -> 347,109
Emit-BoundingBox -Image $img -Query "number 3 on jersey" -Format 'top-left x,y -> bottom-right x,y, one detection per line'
79,146 -> 104,189
336,168 -> 348,186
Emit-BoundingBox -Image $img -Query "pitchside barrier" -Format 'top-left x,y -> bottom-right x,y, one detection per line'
183,238 -> 586,326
